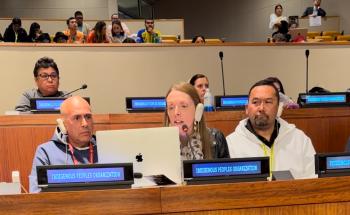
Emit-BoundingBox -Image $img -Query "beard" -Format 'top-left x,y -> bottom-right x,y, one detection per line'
252,114 -> 270,130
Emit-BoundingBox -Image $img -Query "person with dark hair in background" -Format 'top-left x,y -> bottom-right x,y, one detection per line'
74,10 -> 90,37
192,35 -> 206,44
29,96 -> 97,192
63,17 -> 84,43
107,13 -> 131,39
264,77 -> 299,110
3,17 -> 28,42
36,33 -> 51,43
53,32 -> 68,43
137,19 -> 162,43
226,79 -> 316,179
28,22 -> 42,42
302,0 -> 326,17
109,20 -> 126,43
272,20 -> 291,42
87,21 -> 110,43
122,37 -> 136,43
15,57 -> 68,112
189,74 -> 209,103
164,82 -> 229,160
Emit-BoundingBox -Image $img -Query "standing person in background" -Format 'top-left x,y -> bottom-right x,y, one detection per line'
269,4 -> 288,31
302,0 -> 326,17
87,21 -> 110,43
137,19 -> 162,43
106,13 -> 131,39
75,11 -> 91,38
3,17 -> 28,42
63,17 -> 85,43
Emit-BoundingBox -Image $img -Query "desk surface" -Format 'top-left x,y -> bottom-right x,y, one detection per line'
1,107 -> 350,192
1,176 -> 350,214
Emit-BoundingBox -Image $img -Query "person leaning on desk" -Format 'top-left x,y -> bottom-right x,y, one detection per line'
164,82 -> 229,160
226,79 -> 316,179
29,96 -> 97,193
15,57 -> 68,112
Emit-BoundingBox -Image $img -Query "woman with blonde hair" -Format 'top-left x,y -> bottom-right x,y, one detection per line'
164,82 -> 229,160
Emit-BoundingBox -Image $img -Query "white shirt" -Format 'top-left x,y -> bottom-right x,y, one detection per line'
269,13 -> 288,30
226,118 -> 317,179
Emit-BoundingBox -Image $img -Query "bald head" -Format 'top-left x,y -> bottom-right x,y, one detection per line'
60,96 -> 93,148
60,96 -> 91,117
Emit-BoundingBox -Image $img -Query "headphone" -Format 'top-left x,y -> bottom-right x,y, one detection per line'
194,103 -> 204,132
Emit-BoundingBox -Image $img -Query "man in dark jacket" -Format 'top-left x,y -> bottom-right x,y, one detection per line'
3,17 -> 28,42
302,0 -> 326,17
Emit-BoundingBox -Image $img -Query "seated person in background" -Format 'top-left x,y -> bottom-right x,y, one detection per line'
75,10 -> 90,37
189,74 -> 209,103
36,33 -> 51,43
29,96 -> 97,193
53,32 -> 68,43
302,0 -> 326,17
269,4 -> 288,31
264,77 -> 299,109
87,21 -> 110,43
107,13 -> 131,38
122,37 -> 136,43
226,79 -> 316,179
63,17 -> 84,43
15,57 -> 68,112
272,20 -> 291,42
27,22 -> 42,42
109,20 -> 127,43
192,35 -> 206,44
164,82 -> 229,160
137,19 -> 162,43
3,17 -> 28,42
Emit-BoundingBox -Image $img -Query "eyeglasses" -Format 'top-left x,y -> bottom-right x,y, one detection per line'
38,73 -> 58,80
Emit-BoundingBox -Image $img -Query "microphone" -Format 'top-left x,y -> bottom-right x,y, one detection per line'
62,84 -> 87,97
219,51 -> 226,96
182,124 -> 188,133
305,50 -> 310,94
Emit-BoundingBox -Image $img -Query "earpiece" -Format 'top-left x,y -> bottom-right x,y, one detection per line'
194,103 -> 204,123
56,118 -> 67,135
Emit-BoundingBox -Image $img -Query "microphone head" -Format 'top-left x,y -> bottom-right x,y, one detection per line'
219,51 -> 223,59
81,84 -> 88,89
182,124 -> 189,133
305,49 -> 310,57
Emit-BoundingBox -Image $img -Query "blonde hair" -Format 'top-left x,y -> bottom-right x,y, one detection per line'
164,82 -> 212,159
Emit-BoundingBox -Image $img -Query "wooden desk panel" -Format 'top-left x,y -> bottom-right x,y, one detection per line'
0,188 -> 161,215
161,176 -> 350,214
0,107 -> 350,192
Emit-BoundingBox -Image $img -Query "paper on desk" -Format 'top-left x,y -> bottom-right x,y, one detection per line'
309,16 -> 322,27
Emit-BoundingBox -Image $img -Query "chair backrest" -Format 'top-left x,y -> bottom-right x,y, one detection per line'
336,35 -> 350,41
307,31 -> 321,39
314,35 -> 334,41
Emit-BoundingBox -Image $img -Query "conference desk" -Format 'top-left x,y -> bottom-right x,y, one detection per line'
1,107 -> 350,192
1,176 -> 350,214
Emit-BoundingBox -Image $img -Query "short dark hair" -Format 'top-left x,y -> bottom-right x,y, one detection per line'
12,17 -> 22,26
189,74 -> 208,86
192,35 -> 206,43
248,79 -> 280,103
74,11 -> 83,17
145,19 -> 154,23
66,17 -> 75,26
264,77 -> 285,94
33,57 -> 59,77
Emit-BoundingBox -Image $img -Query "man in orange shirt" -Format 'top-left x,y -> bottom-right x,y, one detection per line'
63,17 -> 84,43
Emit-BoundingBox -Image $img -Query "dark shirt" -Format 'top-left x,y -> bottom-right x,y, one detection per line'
3,25 -> 28,42
302,7 -> 326,17
245,120 -> 280,148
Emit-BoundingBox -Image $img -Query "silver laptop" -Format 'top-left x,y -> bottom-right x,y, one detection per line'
96,127 -> 182,187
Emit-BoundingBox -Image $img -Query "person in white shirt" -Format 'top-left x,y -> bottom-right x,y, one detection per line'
269,4 -> 288,30
226,79 -> 316,179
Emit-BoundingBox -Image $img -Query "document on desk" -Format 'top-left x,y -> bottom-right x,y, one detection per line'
309,16 -> 322,27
